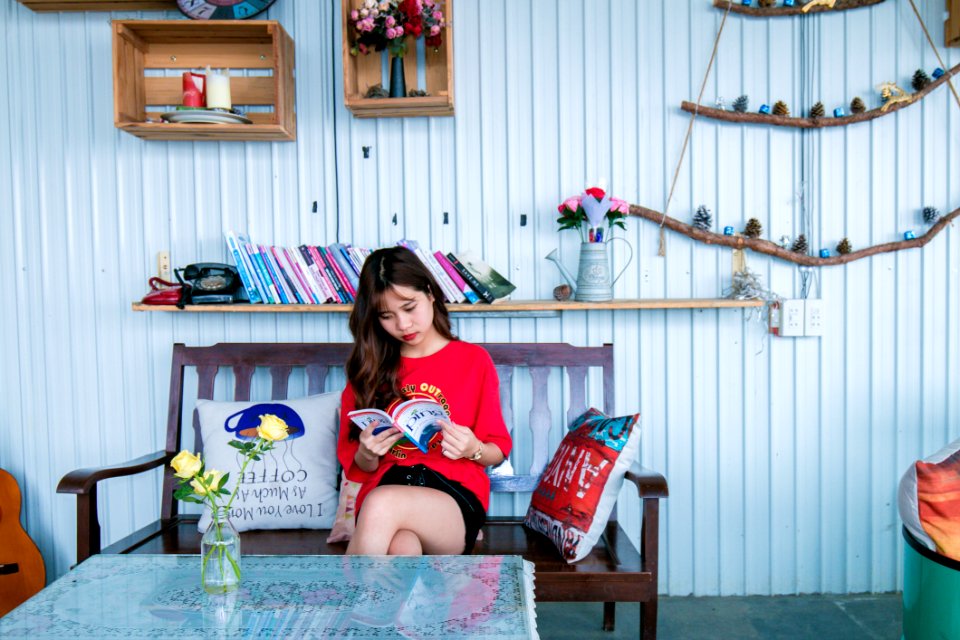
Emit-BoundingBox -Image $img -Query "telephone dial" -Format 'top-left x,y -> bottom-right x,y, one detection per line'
176,263 -> 247,304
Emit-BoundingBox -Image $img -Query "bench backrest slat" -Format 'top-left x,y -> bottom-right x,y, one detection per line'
162,342 -> 614,518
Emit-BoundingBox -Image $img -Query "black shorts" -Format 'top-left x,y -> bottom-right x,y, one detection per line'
377,463 -> 486,553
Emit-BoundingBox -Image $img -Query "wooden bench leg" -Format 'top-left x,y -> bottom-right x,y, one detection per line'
603,601 -> 615,631
640,599 -> 657,640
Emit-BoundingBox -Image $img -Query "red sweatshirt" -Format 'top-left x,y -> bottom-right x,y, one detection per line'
337,340 -> 512,513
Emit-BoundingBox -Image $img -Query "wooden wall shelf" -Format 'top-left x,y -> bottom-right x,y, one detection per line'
680,62 -> 959,128
112,20 -> 296,141
132,298 -> 763,313
713,0 -> 885,16
17,0 -> 175,10
340,0 -> 454,118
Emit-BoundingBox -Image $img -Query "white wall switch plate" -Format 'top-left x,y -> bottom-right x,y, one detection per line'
804,299 -> 824,336
780,299 -> 805,337
157,250 -> 171,281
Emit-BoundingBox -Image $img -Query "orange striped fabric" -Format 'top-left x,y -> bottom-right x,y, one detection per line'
916,448 -> 960,560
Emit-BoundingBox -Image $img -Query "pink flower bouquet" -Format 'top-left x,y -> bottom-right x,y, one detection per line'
556,187 -> 629,242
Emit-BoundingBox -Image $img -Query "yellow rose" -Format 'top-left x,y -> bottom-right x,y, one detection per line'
257,414 -> 290,442
190,470 -> 224,496
171,450 -> 202,479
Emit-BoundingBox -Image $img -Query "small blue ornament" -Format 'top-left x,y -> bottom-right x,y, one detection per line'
783,0 -> 795,5
904,230 -> 916,240
819,248 -> 830,258
933,67 -> 945,80
723,226 -> 735,236
759,104 -> 772,115
833,107 -> 845,117
741,0 -> 751,5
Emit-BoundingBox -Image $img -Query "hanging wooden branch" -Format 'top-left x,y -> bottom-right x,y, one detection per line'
713,0 -> 884,17
681,63 -> 960,128
628,204 -> 960,267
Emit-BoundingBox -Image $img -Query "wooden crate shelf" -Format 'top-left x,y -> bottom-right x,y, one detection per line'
113,20 -> 296,141
17,0 -> 175,10
341,0 -> 454,118
132,298 -> 764,313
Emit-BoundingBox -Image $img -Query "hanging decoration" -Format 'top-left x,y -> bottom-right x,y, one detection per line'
922,207 -> 941,224
810,101 -> 825,118
772,100 -> 791,116
713,0 -> 885,17
693,205 -> 713,230
850,96 -> 866,113
912,69 -> 932,91
733,95 -> 749,112
744,218 -> 763,239
791,235 -> 808,253
836,238 -> 853,255
878,81 -> 912,111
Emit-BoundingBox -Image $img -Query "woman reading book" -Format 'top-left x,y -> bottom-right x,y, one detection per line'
338,247 -> 512,555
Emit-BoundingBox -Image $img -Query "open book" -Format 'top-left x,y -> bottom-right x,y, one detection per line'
348,399 -> 447,453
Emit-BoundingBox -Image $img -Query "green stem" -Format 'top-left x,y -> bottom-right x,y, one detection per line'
224,439 -> 267,512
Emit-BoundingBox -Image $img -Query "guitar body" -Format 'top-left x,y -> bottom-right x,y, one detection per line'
0,468 -> 45,616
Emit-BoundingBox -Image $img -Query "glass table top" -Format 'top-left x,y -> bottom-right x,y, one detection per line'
0,554 -> 539,639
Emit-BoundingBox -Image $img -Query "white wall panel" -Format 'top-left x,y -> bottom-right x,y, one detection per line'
0,0 -> 958,596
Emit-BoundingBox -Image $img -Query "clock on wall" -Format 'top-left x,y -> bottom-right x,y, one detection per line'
177,0 -> 276,20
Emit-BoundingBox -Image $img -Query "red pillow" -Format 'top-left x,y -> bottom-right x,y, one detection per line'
916,446 -> 960,560
523,408 -> 641,562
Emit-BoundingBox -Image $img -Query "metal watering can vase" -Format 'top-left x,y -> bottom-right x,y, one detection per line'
546,238 -> 634,302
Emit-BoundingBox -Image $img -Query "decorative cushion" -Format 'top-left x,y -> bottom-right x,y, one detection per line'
523,408 -> 641,563
899,437 -> 960,560
195,392 -> 341,532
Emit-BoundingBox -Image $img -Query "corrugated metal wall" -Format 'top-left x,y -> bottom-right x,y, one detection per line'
1,0 -> 957,596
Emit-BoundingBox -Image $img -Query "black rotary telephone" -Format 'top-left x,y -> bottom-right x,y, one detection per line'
175,263 -> 246,305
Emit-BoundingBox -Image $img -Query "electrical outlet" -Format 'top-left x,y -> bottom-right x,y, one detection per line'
157,251 -> 171,281
804,299 -> 824,336
780,299 -> 805,337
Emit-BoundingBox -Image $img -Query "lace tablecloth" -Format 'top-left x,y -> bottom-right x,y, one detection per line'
0,554 -> 538,639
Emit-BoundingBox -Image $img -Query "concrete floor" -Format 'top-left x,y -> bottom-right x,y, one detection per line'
536,593 -> 902,639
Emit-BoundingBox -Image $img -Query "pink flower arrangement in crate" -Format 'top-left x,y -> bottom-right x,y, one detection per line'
349,0 -> 447,58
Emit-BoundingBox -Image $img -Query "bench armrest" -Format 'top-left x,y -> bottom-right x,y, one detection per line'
624,464 -> 669,498
57,450 -> 173,563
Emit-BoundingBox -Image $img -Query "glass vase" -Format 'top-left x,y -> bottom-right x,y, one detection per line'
201,507 -> 241,594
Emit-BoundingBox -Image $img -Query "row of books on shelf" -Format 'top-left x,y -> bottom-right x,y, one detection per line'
224,232 -> 516,305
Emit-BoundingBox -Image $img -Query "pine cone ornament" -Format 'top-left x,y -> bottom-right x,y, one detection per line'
733,95 -> 749,113
758,0 -> 775,6
810,101 -> 825,118
744,218 -> 763,239
693,205 -> 713,231
850,96 -> 866,113
922,206 -> 941,224
773,100 -> 790,116
791,234 -> 808,253
912,69 -> 932,92
836,238 -> 852,255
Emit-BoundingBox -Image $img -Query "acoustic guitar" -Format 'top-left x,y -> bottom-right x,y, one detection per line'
0,468 -> 45,617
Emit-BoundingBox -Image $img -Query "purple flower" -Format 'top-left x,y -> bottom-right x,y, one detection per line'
433,10 -> 443,21
395,25 -> 404,36
386,27 -> 397,39
350,9 -> 359,21
385,15 -> 396,27
429,24 -> 440,36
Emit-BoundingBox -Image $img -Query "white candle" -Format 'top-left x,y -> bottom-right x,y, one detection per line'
206,67 -> 232,110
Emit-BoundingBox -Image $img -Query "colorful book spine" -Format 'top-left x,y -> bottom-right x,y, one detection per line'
337,243 -> 362,277
269,247 -> 302,303
322,246 -> 356,300
330,244 -> 361,294
299,246 -> 336,303
313,246 -> 350,303
397,240 -> 461,303
246,243 -> 278,303
446,252 -> 496,303
283,247 -> 319,304
224,231 -> 263,303
260,245 -> 291,304
290,247 -> 326,303
435,251 -> 480,303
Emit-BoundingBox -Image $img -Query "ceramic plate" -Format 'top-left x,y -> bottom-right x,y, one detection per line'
160,110 -> 252,125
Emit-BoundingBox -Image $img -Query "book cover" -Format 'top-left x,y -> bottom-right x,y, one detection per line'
397,240 -> 462,303
284,246 -> 320,304
246,242 -> 279,303
446,252 -> 495,303
329,244 -> 360,294
348,398 -> 446,454
434,251 -> 480,304
224,231 -> 263,303
296,245 -> 334,303
260,245 -> 291,304
303,245 -> 341,303
270,246 -> 305,304
313,246 -> 351,303
450,251 -> 516,301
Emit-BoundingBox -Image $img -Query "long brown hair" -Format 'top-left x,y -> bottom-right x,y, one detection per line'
346,247 -> 456,415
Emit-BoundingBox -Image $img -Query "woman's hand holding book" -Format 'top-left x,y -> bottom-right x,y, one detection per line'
355,427 -> 404,471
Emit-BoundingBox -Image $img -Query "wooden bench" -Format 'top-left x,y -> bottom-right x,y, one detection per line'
58,342 -> 668,639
